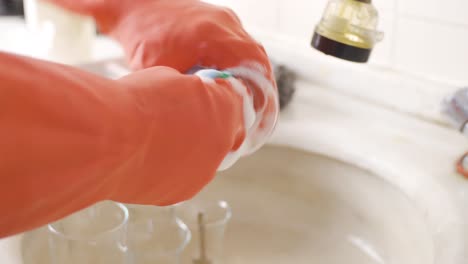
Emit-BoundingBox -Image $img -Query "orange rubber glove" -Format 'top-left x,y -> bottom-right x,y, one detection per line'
47,0 -> 279,157
0,51 -> 247,238
0,0 -> 279,238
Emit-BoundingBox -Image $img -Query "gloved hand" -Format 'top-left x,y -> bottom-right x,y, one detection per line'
48,0 -> 267,70
0,0 -> 281,238
0,52 -> 245,238
47,0 -> 279,160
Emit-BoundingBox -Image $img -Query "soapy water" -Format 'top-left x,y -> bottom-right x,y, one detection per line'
194,63 -> 279,171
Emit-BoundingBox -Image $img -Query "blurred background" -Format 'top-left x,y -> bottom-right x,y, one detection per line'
204,0 -> 468,86
0,0 -> 466,86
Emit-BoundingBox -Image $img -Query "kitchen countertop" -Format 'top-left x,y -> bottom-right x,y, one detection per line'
0,16 -> 467,263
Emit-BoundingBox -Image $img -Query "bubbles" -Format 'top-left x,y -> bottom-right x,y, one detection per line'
194,64 -> 279,171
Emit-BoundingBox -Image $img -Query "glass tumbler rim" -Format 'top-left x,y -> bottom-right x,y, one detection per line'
175,199 -> 232,228
171,217 -> 192,255
126,214 -> 192,257
209,200 -> 232,227
47,201 -> 129,242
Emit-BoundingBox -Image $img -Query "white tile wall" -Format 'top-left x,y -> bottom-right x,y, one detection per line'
369,4 -> 395,65
220,0 -> 280,30
205,0 -> 468,85
395,17 -> 468,84
373,0 -> 396,12
398,0 -> 468,26
276,0 -> 324,42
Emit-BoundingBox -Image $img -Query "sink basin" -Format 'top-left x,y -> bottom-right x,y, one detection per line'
14,145 -> 433,264
196,145 -> 434,264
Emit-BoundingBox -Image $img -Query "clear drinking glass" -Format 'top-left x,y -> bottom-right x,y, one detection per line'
48,201 -> 130,264
175,200 -> 232,264
126,204 -> 192,264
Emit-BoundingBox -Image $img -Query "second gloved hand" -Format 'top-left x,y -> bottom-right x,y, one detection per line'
47,0 -> 270,71
47,0 -> 280,162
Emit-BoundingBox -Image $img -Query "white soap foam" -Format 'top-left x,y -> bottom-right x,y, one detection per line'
226,63 -> 279,155
195,63 -> 279,171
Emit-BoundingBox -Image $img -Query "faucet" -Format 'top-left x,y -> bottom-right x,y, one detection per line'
311,0 -> 468,178
311,0 -> 384,63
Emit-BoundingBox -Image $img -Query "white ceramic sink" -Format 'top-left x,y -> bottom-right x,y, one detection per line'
197,145 -> 433,264
8,145 -> 433,264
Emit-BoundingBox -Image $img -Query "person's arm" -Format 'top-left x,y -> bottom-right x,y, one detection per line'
47,0 -> 280,152
0,51 -> 245,238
